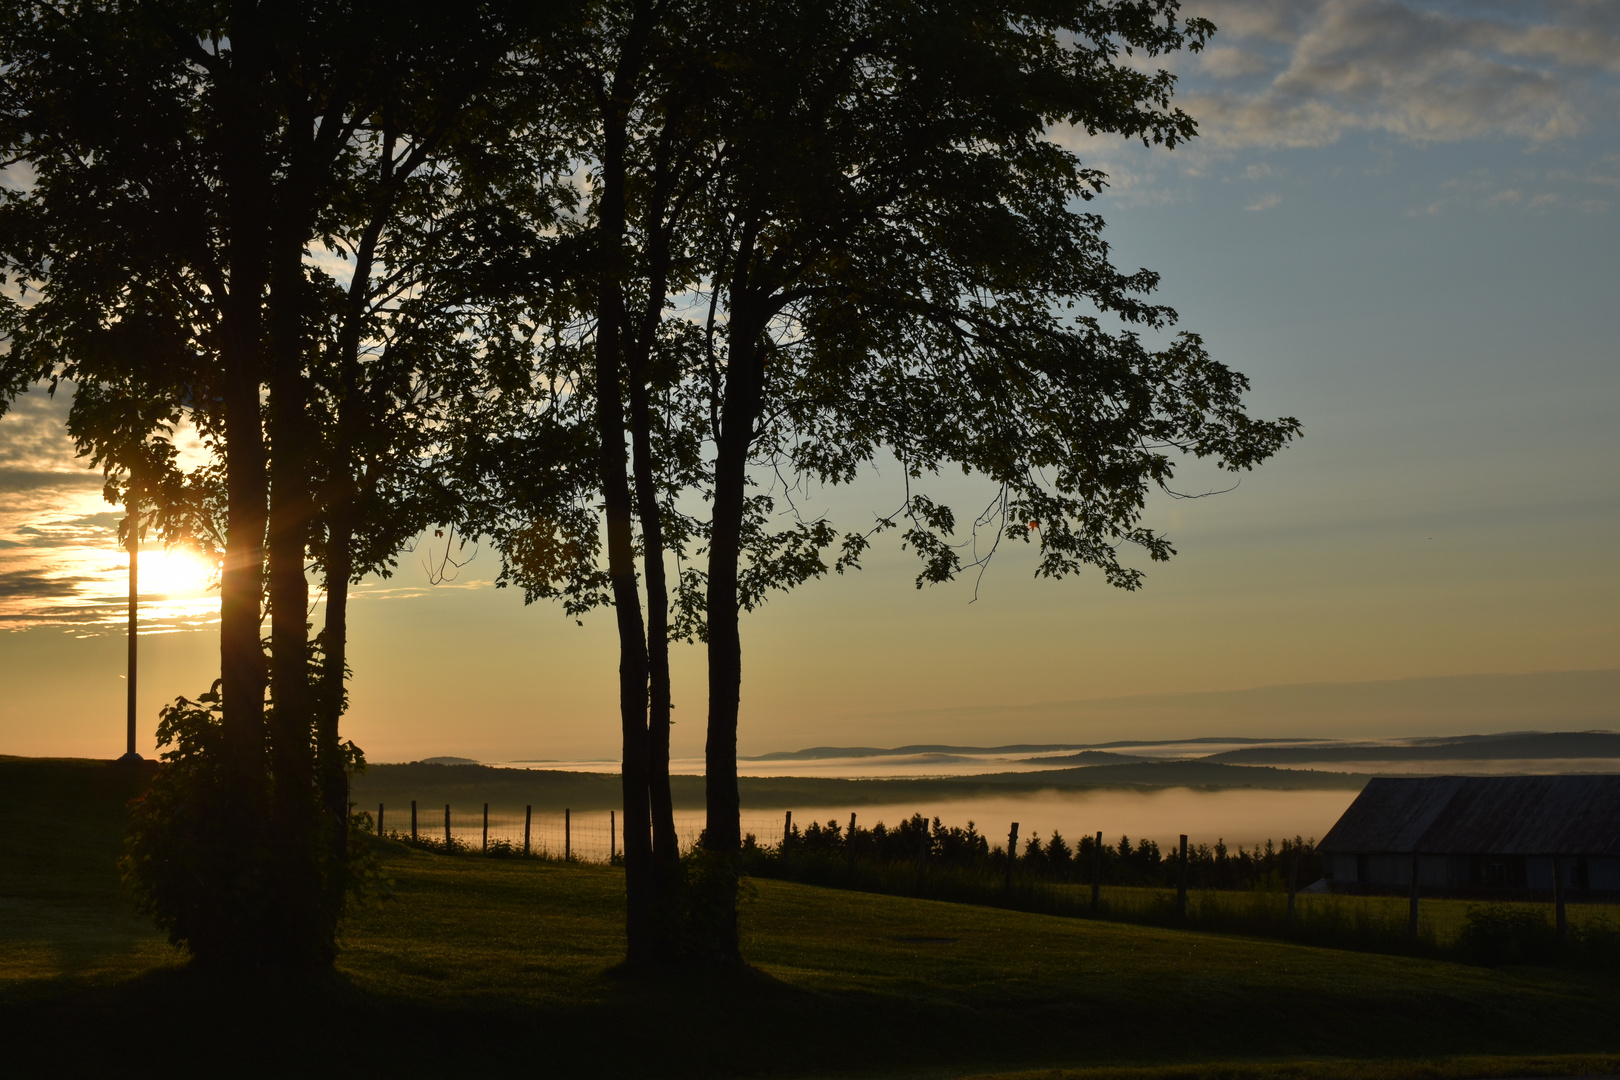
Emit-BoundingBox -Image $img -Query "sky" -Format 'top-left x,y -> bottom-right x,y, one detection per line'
2,0 -> 1617,763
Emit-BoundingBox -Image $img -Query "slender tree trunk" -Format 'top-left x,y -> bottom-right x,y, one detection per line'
597,87 -> 656,965
317,196 -> 386,881
266,191 -> 324,958
216,37 -> 272,821
702,310 -> 767,966
219,341 -> 268,796
626,221 -> 678,866
629,383 -> 678,867
319,503 -> 353,867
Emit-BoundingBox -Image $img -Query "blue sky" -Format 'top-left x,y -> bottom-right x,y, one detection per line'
2,0 -> 1616,761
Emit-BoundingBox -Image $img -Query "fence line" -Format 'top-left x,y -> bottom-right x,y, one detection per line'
368,802 -> 1312,885
370,803 -> 788,863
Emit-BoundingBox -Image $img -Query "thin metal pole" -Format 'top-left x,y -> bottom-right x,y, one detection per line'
610,810 -> 616,862
564,808 -> 571,861
410,799 -> 417,841
124,494 -> 139,760
482,803 -> 489,853
444,804 -> 451,850
378,803 -> 384,836
524,805 -> 532,855
847,812 -> 858,872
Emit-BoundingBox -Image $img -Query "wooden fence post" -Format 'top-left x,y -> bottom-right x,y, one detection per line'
1177,834 -> 1188,918
482,803 -> 489,853
524,805 -> 532,855
444,804 -> 451,850
610,810 -> 616,862
565,808 -> 572,861
1092,830 -> 1103,912
410,799 -> 417,842
1005,823 -> 1019,893
847,812 -> 857,873
1287,849 -> 1299,924
1553,854 -> 1567,945
1408,850 -> 1421,945
377,803 -> 384,836
783,811 -> 793,857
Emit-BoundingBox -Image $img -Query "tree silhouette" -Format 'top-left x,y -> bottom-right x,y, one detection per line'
0,0 -> 575,965
675,0 -> 1301,963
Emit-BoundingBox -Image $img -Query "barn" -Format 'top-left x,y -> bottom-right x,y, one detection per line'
1318,775 -> 1620,893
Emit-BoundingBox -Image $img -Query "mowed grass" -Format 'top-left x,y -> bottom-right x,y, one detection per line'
2,756 -> 1618,1080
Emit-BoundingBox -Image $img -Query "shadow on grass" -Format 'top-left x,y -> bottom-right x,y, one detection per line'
5,943 -> 1618,1080
0,956 -> 953,1078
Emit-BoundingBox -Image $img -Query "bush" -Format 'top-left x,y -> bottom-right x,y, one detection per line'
1457,904 -> 1557,966
122,684 -> 373,968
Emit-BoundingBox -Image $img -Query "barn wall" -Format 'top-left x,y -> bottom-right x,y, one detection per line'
1590,857 -> 1620,890
1368,854 -> 1411,886
1418,855 -> 1451,888
1325,849 -> 1620,889
1526,856 -> 1554,889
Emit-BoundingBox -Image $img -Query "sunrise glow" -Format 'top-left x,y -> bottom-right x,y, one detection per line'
134,545 -> 216,599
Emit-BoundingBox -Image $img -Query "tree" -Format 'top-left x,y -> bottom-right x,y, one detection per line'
675,0 -> 1302,963
465,0 -> 724,963
0,0 -> 575,965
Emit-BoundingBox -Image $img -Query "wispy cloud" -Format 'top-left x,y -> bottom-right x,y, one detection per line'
1182,0 -> 1617,149
1246,192 -> 1283,210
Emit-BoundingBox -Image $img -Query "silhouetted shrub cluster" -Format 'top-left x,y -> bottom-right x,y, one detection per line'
748,813 -> 1320,893
123,685 -> 374,967
1458,903 -> 1620,968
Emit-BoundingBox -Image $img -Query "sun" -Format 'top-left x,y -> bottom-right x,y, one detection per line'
138,545 -> 216,597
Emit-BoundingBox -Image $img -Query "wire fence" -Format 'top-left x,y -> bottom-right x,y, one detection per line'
368,802 -> 789,863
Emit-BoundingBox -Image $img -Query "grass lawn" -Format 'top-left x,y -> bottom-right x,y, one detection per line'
2,756 -> 1617,1079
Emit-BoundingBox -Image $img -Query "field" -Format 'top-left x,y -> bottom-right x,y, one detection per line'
3,756 -> 1618,1079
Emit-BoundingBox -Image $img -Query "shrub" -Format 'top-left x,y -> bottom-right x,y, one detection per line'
1458,904 -> 1557,966
122,684 -> 373,968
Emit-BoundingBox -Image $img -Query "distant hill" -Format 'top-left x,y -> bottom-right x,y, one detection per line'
746,744 -> 1094,761
1015,751 -> 1151,766
972,760 -> 1368,790
746,738 -> 1309,761
1204,731 -> 1620,765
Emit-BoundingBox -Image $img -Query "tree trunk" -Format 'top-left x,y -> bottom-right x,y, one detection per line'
317,192 -> 387,881
629,384 -> 679,867
215,23 -> 273,819
319,503 -> 353,868
219,338 -> 268,802
626,219 -> 678,867
266,224 -> 323,959
596,83 -> 655,965
701,309 -> 767,966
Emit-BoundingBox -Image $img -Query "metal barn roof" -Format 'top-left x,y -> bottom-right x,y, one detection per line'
1319,775 -> 1620,856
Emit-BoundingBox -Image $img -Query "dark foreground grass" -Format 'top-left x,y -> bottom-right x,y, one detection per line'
2,756 -> 1617,1080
